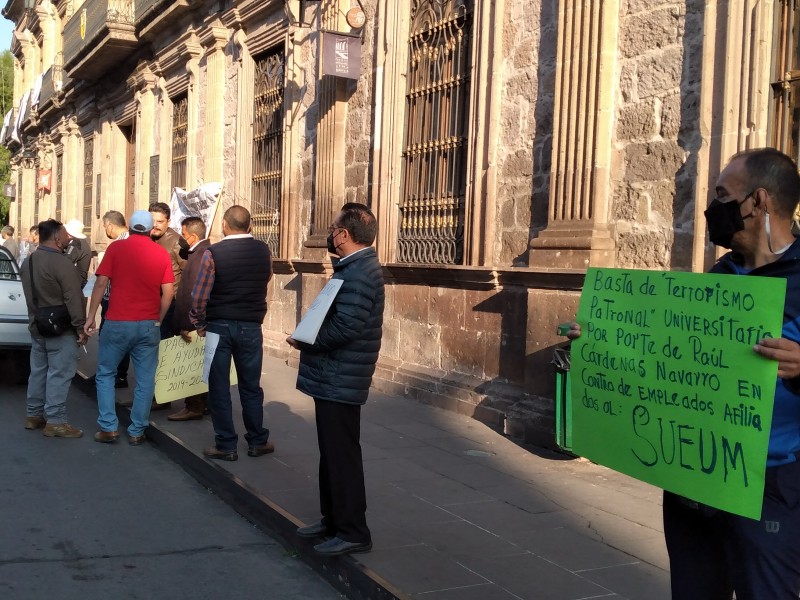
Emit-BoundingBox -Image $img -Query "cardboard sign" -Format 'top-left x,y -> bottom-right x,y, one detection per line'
571,268 -> 786,519
154,332 -> 237,404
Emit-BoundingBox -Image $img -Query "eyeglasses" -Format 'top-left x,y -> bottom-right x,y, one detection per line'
712,189 -> 757,204
327,224 -> 344,235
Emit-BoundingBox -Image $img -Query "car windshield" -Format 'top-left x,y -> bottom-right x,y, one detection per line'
0,247 -> 20,281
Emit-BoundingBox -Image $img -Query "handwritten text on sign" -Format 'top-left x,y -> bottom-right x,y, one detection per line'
571,268 -> 785,519
154,333 -> 237,404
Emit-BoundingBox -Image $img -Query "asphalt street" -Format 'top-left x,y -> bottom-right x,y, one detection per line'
0,350 -> 342,600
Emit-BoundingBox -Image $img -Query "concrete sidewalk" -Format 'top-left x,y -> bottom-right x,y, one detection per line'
85,355 -> 670,600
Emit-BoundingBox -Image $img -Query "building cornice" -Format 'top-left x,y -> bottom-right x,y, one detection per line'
154,30 -> 202,77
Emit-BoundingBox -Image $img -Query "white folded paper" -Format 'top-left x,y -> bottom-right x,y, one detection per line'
291,278 -> 344,344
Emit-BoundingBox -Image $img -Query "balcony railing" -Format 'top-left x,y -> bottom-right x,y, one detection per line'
38,66 -> 53,109
135,0 -> 168,26
63,0 -> 137,79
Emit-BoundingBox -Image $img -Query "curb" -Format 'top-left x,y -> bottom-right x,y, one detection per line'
74,376 -> 410,600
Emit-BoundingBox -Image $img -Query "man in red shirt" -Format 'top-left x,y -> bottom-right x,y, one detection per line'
84,210 -> 174,445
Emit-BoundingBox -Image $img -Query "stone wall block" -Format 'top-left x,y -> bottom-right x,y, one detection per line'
637,48 -> 682,98
659,93 -> 682,139
617,231 -> 671,269
429,287 -> 466,330
398,320 -> 441,368
524,290 -> 580,397
620,8 -> 681,59
624,141 -> 685,182
480,330 -> 503,381
612,184 -> 643,221
393,284 -> 430,324
501,230 -> 531,267
464,289 -> 502,333
381,317 -> 400,360
620,62 -> 638,103
650,180 -> 677,219
440,325 -> 485,379
617,101 -> 657,141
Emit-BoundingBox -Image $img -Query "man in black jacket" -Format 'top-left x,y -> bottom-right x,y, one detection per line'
168,216 -> 211,421
287,203 -> 385,556
150,202 -> 187,339
190,206 -> 273,461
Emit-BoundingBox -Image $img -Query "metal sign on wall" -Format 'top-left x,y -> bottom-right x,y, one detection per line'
321,32 -> 361,80
4,184 -> 15,199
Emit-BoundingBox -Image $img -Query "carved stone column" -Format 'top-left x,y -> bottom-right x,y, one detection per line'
37,3 -> 57,71
308,0 -> 348,251
232,29 -> 254,203
200,25 -> 228,186
59,115 -> 81,219
528,0 -> 618,269
128,63 -> 159,205
690,0 -> 774,271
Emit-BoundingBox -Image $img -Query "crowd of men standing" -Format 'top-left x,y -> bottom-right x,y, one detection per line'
12,200 -> 385,558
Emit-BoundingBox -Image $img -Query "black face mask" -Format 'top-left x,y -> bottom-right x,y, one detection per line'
704,198 -> 745,249
326,232 -> 340,254
178,235 -> 190,261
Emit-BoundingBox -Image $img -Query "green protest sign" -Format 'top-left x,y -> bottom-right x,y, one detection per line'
572,268 -> 786,519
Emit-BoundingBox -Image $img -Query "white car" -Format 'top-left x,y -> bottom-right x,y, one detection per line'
0,245 -> 31,349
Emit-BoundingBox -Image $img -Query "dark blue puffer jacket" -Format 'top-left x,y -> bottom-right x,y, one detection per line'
296,247 -> 385,405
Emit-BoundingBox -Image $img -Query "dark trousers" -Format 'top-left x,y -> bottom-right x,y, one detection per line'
160,301 -> 177,340
314,398 -> 370,544
206,319 -> 268,452
664,458 -> 800,600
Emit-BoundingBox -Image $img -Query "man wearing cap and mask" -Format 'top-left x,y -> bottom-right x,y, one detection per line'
84,210 -> 174,446
568,148 -> 800,599
63,218 -> 92,289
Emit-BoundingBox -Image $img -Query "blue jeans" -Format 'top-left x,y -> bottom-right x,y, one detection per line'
207,319 -> 269,452
27,333 -> 80,424
96,320 -> 160,436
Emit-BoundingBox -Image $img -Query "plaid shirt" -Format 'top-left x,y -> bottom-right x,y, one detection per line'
189,249 -> 215,331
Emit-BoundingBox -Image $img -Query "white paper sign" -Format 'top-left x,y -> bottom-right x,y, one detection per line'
169,183 -> 223,235
202,331 -> 221,383
291,279 -> 344,344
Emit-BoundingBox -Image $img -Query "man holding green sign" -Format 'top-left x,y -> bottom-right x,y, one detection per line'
569,149 -> 800,599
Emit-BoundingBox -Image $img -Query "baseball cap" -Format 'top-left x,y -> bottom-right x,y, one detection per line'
64,219 -> 86,239
130,210 -> 154,233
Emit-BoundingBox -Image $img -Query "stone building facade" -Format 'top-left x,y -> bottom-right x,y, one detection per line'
2,0 -> 797,447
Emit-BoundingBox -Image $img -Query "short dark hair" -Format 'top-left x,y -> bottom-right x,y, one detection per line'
148,202 -> 171,219
223,205 -> 251,232
181,216 -> 206,238
102,210 -> 126,228
29,225 -> 38,234
337,203 -> 377,245
38,219 -> 62,243
731,148 -> 800,218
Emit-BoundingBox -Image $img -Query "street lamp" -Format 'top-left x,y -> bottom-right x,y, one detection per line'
20,148 -> 36,169
23,0 -> 36,14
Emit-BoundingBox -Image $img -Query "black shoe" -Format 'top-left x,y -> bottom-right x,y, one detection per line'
203,446 -> 238,461
313,536 -> 372,556
115,377 -> 129,389
296,521 -> 334,538
247,441 -> 275,457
